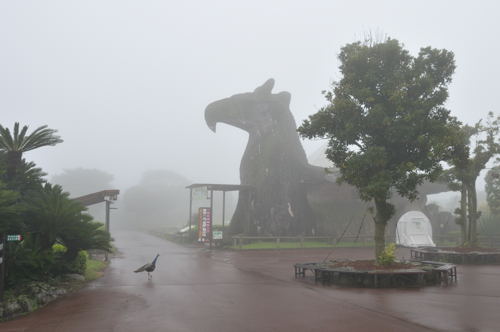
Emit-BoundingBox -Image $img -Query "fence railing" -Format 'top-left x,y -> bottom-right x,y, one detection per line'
231,235 -> 377,249
231,234 -> 500,250
433,234 -> 500,248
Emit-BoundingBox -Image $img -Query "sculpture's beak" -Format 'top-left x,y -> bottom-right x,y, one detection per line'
206,117 -> 217,133
204,97 -> 248,133
205,101 -> 221,133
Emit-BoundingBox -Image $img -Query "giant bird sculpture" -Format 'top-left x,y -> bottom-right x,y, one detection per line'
205,79 -> 449,237
134,254 -> 159,280
205,79 -> 324,236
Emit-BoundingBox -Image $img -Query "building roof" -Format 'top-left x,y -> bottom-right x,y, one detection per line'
72,189 -> 120,206
185,183 -> 254,192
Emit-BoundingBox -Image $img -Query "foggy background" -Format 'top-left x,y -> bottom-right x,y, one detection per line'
2,1 -> 499,226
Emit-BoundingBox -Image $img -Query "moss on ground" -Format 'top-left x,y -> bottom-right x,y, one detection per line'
85,258 -> 108,281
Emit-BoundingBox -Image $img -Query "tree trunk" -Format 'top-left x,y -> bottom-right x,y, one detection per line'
374,220 -> 386,258
373,198 -> 393,259
466,179 -> 478,246
459,184 -> 467,245
5,151 -> 22,182
39,233 -> 54,252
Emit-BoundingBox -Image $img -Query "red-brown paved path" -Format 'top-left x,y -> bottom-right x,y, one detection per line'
1,231 -> 499,331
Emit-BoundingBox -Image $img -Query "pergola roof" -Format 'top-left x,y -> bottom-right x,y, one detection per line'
72,189 -> 120,206
186,183 -> 254,192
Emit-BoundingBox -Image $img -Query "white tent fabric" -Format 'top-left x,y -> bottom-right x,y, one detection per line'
395,211 -> 436,247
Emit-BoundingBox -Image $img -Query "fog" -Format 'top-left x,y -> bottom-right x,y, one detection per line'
2,1 -> 499,223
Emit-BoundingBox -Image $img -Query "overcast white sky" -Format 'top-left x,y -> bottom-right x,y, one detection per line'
1,0 -> 499,191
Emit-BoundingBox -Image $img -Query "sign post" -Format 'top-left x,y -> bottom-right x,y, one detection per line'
7,235 -> 22,242
209,189 -> 214,249
0,234 -> 5,302
0,234 -> 24,302
105,200 -> 110,262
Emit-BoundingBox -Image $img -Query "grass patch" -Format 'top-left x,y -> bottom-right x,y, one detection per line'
232,240 -> 374,250
85,259 -> 108,281
434,241 -> 460,247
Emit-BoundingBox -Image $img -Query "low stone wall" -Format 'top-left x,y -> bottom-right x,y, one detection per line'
294,262 -> 456,288
411,248 -> 500,264
0,277 -> 84,320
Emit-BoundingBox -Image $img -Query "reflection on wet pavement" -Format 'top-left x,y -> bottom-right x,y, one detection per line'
1,230 -> 498,331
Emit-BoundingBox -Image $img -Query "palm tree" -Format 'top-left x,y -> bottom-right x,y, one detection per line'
26,183 -> 84,251
0,180 -> 21,234
26,184 -> 111,257
0,151 -> 47,194
0,123 -> 62,182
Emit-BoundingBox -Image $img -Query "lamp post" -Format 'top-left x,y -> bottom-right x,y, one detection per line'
104,196 -> 117,261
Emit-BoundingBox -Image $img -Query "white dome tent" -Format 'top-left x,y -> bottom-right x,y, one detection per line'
395,211 -> 436,248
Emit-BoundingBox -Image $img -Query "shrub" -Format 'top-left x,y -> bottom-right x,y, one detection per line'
6,244 -> 55,287
65,251 -> 88,275
377,243 -> 396,266
52,243 -> 67,253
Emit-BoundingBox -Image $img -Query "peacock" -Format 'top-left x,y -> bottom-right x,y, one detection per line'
134,254 -> 159,280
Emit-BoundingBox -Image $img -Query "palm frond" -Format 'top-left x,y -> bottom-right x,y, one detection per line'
17,125 -> 29,150
21,125 -> 63,152
0,123 -> 63,153
0,125 -> 15,150
13,123 -> 20,150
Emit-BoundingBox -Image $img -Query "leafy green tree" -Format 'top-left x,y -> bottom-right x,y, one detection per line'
299,38 -> 457,259
0,123 -> 62,182
486,165 -> 500,216
443,113 -> 500,245
478,213 -> 500,235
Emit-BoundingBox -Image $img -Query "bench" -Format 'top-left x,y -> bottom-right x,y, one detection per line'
294,263 -> 319,279
418,261 -> 457,284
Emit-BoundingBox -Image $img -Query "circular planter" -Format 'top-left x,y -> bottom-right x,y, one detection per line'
411,247 -> 500,264
294,261 -> 456,288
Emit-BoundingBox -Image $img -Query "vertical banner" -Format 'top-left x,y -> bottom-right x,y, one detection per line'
198,207 -> 212,242
198,208 -> 203,241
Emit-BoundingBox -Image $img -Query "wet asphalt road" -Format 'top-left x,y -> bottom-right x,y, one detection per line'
1,230 -> 499,332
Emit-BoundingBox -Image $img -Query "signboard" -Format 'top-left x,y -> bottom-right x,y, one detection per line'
198,207 -> 212,243
193,187 -> 208,200
213,231 -> 223,240
7,235 -> 22,242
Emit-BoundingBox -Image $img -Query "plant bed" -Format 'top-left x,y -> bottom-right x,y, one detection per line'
0,257 -> 108,321
411,247 -> 500,264
294,259 -> 456,288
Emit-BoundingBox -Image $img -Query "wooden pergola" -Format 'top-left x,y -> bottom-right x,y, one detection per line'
186,183 -> 253,248
72,190 -> 120,232
72,189 -> 119,261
